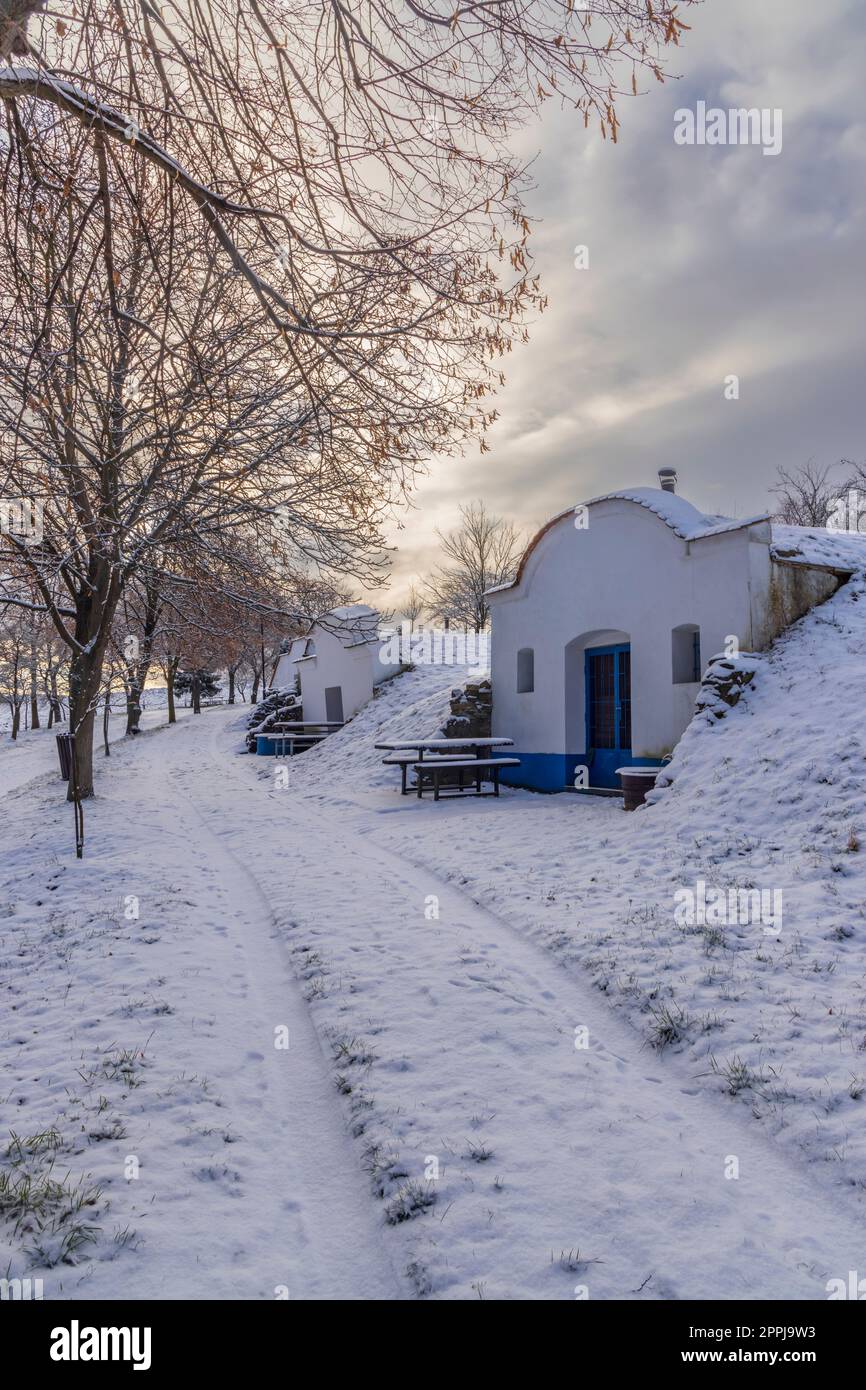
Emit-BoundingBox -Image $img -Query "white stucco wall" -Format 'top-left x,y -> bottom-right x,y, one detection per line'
295,626 -> 402,723
489,496 -> 765,766
295,629 -> 371,722
272,638 -> 305,691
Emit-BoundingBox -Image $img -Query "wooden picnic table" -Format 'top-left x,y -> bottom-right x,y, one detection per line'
414,756 -> 521,801
375,736 -> 515,795
374,737 -> 513,755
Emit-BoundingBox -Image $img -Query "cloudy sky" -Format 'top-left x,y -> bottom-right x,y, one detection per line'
372,0 -> 866,607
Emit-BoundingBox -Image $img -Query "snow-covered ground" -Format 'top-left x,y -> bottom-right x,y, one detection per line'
0,701 -> 202,800
3,571 -> 866,1300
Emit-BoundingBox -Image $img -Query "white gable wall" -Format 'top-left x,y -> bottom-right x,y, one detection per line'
295,627 -> 371,722
272,637 -> 305,692
489,496 -> 766,789
295,624 -> 402,723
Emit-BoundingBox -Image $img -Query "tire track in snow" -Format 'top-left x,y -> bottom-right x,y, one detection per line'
155,714 -> 402,1301
211,725 -> 863,1300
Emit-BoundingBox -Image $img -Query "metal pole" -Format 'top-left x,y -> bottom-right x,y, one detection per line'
70,732 -> 84,859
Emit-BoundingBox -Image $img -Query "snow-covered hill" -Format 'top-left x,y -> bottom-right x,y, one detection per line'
281,539 -> 866,1217
322,559 -> 866,1202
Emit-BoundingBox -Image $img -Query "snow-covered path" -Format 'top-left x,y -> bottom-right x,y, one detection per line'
3,684 -> 864,1300
158,738 -> 401,1301
191,712 -> 861,1300
0,702 -> 197,800
0,709 -> 400,1301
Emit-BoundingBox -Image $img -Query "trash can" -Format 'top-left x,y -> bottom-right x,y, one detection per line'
56,731 -> 75,781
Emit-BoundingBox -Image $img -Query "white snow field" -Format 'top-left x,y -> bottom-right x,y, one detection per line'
0,700 -> 198,801
2,556 -> 866,1299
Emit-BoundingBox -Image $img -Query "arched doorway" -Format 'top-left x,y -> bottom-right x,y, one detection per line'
565,629 -> 631,789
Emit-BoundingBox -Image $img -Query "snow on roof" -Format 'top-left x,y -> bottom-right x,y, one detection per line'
771,524 -> 866,574
330,603 -> 377,621
309,603 -> 382,648
488,487 -> 770,595
586,487 -> 769,541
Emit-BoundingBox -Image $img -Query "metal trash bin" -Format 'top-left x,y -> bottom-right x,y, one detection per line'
56,731 -> 75,781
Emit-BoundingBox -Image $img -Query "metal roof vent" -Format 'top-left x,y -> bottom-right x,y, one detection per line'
658,468 -> 678,494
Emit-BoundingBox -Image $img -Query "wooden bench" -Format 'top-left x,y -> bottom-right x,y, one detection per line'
414,757 -> 521,800
381,752 -> 418,796
376,738 -> 514,794
380,751 -> 462,795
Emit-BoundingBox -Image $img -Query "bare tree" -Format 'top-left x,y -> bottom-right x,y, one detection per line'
771,461 -> 842,527
401,584 -> 426,635
39,627 -> 67,726
117,569 -> 164,735
1,2 -> 696,364
423,500 -> 523,631
839,457 -> 866,504
1,1 -> 700,800
0,608 -> 28,737
0,122 -> 418,797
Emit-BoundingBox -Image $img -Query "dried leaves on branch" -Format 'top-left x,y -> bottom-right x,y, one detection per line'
1,0 -> 696,452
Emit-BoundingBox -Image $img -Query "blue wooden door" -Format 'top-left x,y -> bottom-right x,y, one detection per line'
585,643 -> 632,787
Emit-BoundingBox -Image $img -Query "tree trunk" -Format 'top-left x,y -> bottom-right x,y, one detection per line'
192,672 -> 202,714
65,548 -> 121,799
48,672 -> 63,727
103,689 -> 111,755
125,670 -> 143,735
70,701 -> 96,803
228,665 -> 236,704
251,672 -> 260,705
125,587 -> 160,734
67,639 -> 112,799
29,635 -> 40,730
166,661 -> 179,728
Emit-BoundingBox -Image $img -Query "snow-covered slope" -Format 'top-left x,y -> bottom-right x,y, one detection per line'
234,554 -> 866,1218
342,570 -> 866,1201
265,565 -> 866,1292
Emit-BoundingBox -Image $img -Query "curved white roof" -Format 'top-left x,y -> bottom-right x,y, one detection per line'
329,603 -> 377,621
487,487 -> 770,596
585,488 -> 768,540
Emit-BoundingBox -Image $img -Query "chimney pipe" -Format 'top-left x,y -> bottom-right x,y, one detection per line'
658,468 -> 677,494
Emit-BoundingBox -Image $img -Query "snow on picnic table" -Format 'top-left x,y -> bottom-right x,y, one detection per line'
3,567 -> 866,1300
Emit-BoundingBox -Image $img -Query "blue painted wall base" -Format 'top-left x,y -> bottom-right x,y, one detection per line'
500,752 -> 663,793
